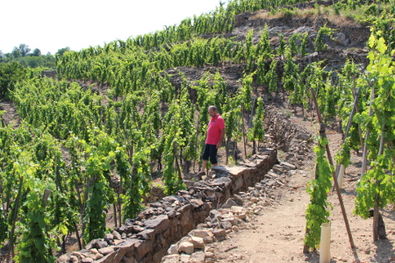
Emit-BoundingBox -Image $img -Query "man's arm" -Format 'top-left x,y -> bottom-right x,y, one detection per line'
217,117 -> 225,148
217,127 -> 225,148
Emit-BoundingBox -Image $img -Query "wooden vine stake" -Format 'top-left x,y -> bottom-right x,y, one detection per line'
373,127 -> 384,242
309,88 -> 356,252
332,87 -> 361,192
361,86 -> 375,178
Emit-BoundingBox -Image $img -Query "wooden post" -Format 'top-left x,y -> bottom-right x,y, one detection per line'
310,88 -> 356,250
373,129 -> 384,241
332,87 -> 361,192
361,87 -> 375,178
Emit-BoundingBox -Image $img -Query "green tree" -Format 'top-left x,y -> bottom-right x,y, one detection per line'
56,47 -> 70,56
32,48 -> 41,56
12,44 -> 31,58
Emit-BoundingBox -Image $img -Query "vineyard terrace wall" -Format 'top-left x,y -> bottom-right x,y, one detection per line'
57,149 -> 277,263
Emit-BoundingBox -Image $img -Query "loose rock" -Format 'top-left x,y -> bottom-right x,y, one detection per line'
178,241 -> 195,254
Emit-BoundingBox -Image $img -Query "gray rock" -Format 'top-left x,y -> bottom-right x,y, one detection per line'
281,162 -> 297,170
213,228 -> 226,241
292,26 -> 314,34
232,194 -> 244,206
137,229 -> 156,240
144,214 -> 170,232
211,166 -> 229,178
296,132 -> 311,140
269,26 -> 290,34
221,198 -> 239,208
85,239 -> 108,249
334,32 -> 350,46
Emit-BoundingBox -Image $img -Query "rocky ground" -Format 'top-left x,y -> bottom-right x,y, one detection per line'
161,161 -> 299,263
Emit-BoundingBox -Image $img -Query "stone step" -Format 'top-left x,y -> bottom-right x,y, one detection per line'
280,161 -> 297,170
272,164 -> 286,174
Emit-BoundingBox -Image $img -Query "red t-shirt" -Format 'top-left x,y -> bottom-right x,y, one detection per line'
206,114 -> 225,145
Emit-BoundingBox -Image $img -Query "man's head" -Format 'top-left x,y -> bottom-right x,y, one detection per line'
208,105 -> 218,117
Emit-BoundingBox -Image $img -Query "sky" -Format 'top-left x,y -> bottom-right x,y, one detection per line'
1,0 -> 222,54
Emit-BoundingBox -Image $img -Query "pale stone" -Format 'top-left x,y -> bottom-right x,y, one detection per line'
161,254 -> 180,263
167,244 -> 178,255
89,248 -> 99,254
190,236 -> 205,249
57,254 -> 69,263
189,229 -> 213,239
112,230 -> 122,240
98,246 -> 114,255
178,241 -> 194,254
71,251 -> 84,259
180,254 -> 191,263
190,251 -> 206,263
281,161 -> 296,170
104,233 -> 114,240
231,206 -> 247,220
92,253 -> 103,260
203,235 -> 214,244
205,251 -> 215,258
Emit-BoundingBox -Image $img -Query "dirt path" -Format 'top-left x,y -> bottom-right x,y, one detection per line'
209,114 -> 395,263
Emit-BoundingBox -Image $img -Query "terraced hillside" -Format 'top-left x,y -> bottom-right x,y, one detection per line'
0,0 -> 394,262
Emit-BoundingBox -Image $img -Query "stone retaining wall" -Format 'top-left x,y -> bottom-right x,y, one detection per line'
265,106 -> 313,167
58,149 -> 277,263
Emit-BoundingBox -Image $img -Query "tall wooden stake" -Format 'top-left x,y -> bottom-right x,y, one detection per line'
373,126 -> 385,242
361,87 -> 375,177
310,88 -> 356,251
332,87 -> 361,191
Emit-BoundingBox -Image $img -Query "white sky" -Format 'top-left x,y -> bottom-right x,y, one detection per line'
1,0 -> 222,54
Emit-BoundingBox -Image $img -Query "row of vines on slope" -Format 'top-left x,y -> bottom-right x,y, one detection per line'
304,31 -> 394,251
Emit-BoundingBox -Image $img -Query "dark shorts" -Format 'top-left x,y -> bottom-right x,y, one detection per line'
202,144 -> 217,164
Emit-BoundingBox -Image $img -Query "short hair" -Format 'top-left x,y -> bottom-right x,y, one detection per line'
208,105 -> 217,112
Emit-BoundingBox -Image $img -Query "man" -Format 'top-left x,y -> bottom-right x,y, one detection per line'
200,105 -> 225,175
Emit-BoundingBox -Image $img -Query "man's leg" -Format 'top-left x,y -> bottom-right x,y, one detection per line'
200,144 -> 210,175
210,145 -> 218,168
202,160 -> 208,174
